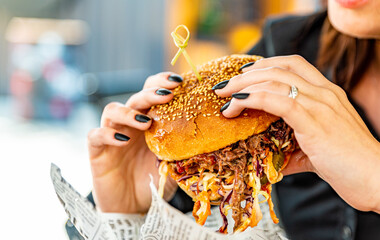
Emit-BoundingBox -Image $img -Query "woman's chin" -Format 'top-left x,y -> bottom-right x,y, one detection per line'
329,15 -> 380,39
336,27 -> 380,39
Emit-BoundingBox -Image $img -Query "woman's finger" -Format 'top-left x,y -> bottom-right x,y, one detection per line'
143,72 -> 183,89
227,86 -> 328,121
214,66 -> 318,98
87,127 -> 130,158
126,87 -> 174,110
101,102 -> 153,130
281,150 -> 315,176
221,90 -> 318,136
231,80 -> 297,98
241,55 -> 331,86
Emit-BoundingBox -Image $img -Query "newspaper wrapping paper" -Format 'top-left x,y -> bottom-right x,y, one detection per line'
51,163 -> 144,240
51,163 -> 289,240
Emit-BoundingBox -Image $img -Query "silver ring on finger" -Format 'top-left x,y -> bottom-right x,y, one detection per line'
288,85 -> 299,99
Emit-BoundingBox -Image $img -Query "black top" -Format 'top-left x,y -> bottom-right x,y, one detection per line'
66,11 -> 380,240
247,11 -> 380,240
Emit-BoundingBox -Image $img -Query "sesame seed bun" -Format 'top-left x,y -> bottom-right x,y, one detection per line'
145,54 -> 279,161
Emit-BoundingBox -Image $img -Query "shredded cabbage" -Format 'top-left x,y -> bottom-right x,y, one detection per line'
281,141 -> 290,149
222,181 -> 235,190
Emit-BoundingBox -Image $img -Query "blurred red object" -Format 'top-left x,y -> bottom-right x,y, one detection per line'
10,69 -> 34,96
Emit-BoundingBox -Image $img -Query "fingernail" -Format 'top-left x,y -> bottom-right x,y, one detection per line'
232,93 -> 250,99
239,61 -> 255,71
212,80 -> 229,90
156,88 -> 172,95
114,133 -> 130,141
220,101 -> 231,112
168,74 -> 183,83
135,114 -> 151,123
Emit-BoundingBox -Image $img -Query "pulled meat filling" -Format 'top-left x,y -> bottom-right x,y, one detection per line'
165,120 -> 296,233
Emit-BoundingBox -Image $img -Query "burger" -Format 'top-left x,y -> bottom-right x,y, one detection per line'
145,55 -> 296,233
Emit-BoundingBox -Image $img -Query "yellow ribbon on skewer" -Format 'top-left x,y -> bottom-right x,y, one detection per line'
171,25 -> 202,81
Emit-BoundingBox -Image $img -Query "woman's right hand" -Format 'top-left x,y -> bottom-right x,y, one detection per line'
87,72 -> 183,214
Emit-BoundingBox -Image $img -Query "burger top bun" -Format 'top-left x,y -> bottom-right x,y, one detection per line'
145,55 -> 279,161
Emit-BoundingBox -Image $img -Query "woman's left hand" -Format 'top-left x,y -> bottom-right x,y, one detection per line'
213,55 -> 380,213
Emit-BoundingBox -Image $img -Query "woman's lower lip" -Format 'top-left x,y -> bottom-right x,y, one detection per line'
334,0 -> 369,8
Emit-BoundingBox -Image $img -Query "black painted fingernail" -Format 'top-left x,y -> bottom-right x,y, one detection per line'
168,74 -> 183,83
212,80 -> 229,90
135,114 -> 151,123
220,101 -> 231,112
239,61 -> 255,71
156,88 -> 172,95
114,133 -> 130,141
232,93 -> 250,99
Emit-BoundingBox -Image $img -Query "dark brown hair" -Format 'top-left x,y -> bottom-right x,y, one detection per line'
317,18 -> 375,92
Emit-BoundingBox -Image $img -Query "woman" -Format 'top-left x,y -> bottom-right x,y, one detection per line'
86,0 -> 380,239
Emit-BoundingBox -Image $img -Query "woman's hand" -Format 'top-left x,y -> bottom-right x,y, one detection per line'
213,55 -> 380,213
87,73 -> 183,214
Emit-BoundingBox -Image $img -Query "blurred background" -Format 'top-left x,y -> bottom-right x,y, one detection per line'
0,0 -> 323,239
